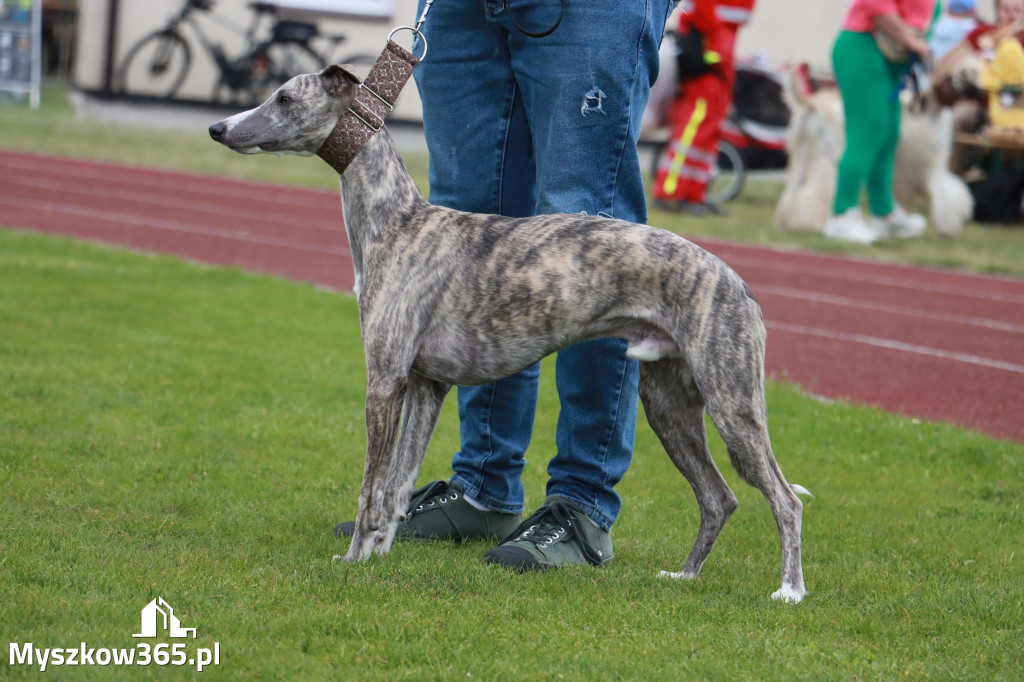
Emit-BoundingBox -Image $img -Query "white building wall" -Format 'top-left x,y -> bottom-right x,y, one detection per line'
737,0 -> 848,67
73,0 -> 998,121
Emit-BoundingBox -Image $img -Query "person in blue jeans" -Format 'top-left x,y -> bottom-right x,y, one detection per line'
349,0 -> 675,570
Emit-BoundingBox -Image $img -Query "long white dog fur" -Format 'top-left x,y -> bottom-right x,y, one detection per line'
775,73 -> 974,238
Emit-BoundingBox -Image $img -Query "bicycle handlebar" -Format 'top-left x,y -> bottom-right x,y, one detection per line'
249,2 -> 279,14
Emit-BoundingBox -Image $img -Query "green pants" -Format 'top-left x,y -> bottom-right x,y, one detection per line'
831,30 -> 908,217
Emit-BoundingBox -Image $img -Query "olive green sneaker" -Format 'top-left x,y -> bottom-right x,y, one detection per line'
333,480 -> 521,542
484,495 -> 614,571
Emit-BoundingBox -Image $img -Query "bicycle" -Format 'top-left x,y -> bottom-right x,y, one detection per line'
117,0 -> 369,105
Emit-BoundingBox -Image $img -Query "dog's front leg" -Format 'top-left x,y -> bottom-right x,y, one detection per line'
344,374 -> 408,563
374,374 -> 451,555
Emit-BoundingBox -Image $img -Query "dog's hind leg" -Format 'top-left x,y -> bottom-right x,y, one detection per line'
638,359 -> 739,582
704,379 -> 806,603
374,374 -> 451,555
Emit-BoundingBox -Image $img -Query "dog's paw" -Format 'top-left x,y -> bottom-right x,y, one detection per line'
336,538 -> 375,563
331,552 -> 360,564
371,526 -> 397,556
770,583 -> 805,603
658,569 -> 698,581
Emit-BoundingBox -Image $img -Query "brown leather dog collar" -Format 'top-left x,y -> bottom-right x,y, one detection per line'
317,40 -> 420,175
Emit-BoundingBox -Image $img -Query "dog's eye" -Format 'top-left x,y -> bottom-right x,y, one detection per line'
278,94 -> 291,104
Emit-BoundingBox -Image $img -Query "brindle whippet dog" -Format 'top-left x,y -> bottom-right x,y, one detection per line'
209,64 -> 811,602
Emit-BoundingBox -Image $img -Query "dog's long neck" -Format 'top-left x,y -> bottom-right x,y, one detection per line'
328,127 -> 428,297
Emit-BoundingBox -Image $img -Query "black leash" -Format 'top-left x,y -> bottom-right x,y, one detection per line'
503,0 -> 563,38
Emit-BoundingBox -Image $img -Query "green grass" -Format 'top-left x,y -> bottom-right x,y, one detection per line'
2,84 -> 1023,679
1,229 -> 1022,680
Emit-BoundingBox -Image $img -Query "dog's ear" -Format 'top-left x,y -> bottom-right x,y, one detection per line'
320,64 -> 361,98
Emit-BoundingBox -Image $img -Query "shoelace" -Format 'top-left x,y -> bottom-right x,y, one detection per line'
502,500 -> 605,566
404,480 -> 459,520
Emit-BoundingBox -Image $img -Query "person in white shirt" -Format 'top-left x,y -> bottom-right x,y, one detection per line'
930,0 -> 980,59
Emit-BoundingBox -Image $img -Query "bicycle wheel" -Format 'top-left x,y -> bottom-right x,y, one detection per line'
646,138 -> 746,205
647,138 -> 669,185
245,41 -> 325,105
118,30 -> 192,101
705,140 -> 746,205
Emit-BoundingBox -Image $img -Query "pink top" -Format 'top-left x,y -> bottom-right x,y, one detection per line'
842,0 -> 937,32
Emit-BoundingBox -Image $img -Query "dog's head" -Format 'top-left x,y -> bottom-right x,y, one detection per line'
208,65 -> 361,155
932,51 -> 986,107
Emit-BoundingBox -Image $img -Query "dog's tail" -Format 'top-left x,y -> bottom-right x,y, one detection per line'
928,172 -> 974,238
790,484 -> 814,498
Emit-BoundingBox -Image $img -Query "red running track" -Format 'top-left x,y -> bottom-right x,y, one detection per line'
2,148 -> 1022,443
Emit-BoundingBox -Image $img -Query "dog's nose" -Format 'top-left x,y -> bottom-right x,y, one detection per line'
208,121 -> 227,140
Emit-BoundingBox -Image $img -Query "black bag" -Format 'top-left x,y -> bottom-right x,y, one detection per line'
272,20 -> 318,43
969,168 -> 1024,224
675,29 -> 713,78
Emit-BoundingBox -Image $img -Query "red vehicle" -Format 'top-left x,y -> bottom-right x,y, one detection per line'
646,58 -> 791,204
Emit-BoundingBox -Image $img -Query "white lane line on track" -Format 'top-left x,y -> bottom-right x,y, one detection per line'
726,255 -> 1024,306
754,284 -> 1024,335
767,321 -> 1024,375
0,196 -> 352,257
0,156 -> 338,208
4,175 -> 344,235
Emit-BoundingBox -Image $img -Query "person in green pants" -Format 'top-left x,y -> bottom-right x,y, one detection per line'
826,0 -> 939,244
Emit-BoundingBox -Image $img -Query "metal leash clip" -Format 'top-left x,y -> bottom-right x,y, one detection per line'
387,0 -> 433,62
387,25 -> 428,63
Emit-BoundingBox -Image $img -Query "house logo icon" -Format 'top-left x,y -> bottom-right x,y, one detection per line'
132,597 -> 196,638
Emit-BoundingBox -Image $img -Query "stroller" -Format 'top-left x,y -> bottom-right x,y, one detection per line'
643,53 -> 791,204
723,61 -> 790,170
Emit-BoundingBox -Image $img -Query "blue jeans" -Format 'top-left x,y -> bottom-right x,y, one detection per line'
413,0 -> 672,529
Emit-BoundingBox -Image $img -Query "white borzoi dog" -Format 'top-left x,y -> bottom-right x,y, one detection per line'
774,72 -> 974,239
